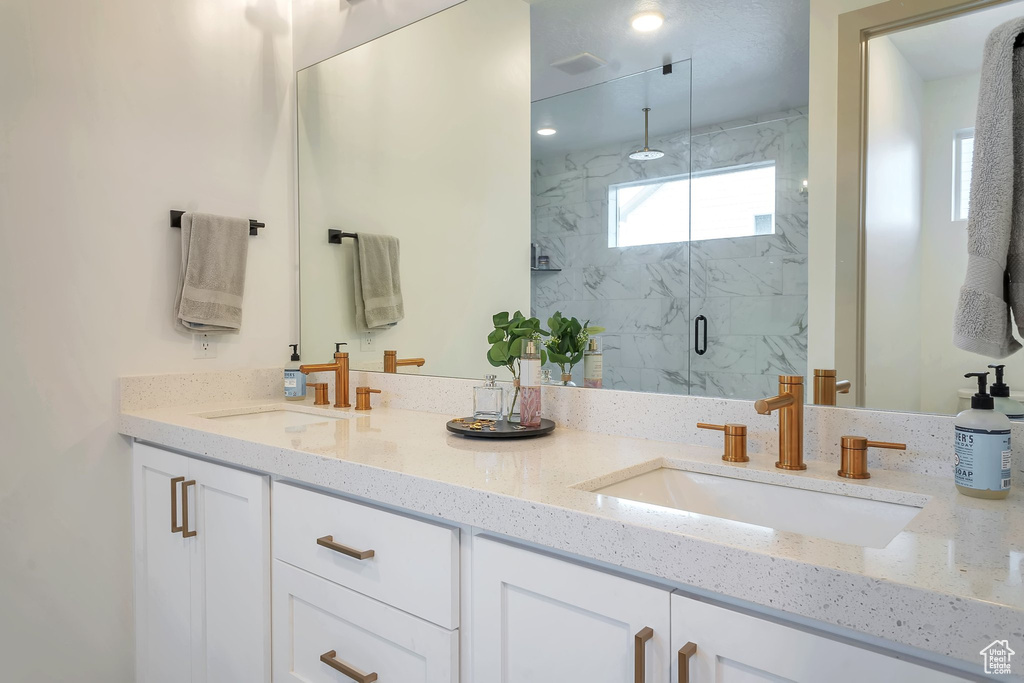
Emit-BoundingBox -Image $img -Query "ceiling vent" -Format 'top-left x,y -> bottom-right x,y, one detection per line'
550,52 -> 608,75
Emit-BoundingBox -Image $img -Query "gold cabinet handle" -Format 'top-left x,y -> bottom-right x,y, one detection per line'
320,650 -> 378,682
181,480 -> 197,538
317,535 -> 375,560
170,476 -> 185,534
634,626 -> 653,683
678,642 -> 697,683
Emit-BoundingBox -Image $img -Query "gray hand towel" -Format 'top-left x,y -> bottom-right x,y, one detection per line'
352,233 -> 404,329
174,212 -> 250,333
953,18 -> 1024,358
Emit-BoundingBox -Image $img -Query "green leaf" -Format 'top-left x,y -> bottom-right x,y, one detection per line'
487,328 -> 504,344
540,349 -> 548,366
509,336 -> 524,358
586,325 -> 605,335
492,311 -> 510,329
488,341 -> 510,364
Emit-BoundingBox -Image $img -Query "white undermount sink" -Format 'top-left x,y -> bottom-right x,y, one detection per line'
202,408 -> 349,429
593,467 -> 923,548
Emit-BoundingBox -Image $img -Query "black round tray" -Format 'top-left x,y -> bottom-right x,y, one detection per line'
446,417 -> 556,439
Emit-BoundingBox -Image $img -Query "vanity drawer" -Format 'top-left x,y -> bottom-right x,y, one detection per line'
272,560 -> 458,683
272,482 -> 459,628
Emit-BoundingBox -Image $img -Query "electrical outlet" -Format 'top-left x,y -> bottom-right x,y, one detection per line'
193,334 -> 217,359
360,332 -> 375,352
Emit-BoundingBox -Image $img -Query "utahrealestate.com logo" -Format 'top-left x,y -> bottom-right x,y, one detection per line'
980,640 -> 1015,675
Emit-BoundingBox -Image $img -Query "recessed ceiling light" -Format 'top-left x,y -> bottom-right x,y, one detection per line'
536,128 -> 557,136
631,11 -> 664,32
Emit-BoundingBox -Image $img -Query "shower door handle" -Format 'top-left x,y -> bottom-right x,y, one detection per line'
694,315 -> 707,355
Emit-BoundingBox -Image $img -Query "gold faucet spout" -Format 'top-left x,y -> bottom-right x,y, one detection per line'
756,375 -> 805,470
754,394 -> 794,415
299,362 -> 338,374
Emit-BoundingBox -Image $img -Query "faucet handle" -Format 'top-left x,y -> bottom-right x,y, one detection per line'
838,436 -> 906,479
355,386 -> 382,411
697,422 -> 749,463
335,342 -> 348,355
308,383 -> 330,406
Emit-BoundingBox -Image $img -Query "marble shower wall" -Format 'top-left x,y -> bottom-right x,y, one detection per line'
531,109 -> 808,399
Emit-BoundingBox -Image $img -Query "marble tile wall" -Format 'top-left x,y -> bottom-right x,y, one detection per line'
531,109 -> 808,400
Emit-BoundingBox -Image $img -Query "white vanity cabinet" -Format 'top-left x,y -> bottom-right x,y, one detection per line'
132,443 -> 270,683
471,536 -> 671,683
670,593 -> 965,683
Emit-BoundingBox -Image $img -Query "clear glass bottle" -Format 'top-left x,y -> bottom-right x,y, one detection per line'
541,368 -> 552,385
473,374 -> 504,420
520,340 -> 542,427
583,337 -> 603,388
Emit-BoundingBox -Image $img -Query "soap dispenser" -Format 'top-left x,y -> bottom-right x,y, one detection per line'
954,372 -> 1011,499
285,344 -> 306,401
987,364 -> 1024,420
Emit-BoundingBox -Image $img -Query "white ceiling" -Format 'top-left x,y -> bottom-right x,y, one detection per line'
528,0 -> 809,156
885,0 -> 1024,82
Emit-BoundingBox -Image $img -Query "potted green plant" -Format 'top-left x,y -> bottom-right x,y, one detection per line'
486,311 -> 548,421
545,312 -> 604,386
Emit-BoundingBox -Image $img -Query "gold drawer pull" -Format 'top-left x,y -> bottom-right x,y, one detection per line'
320,650 -> 378,682
170,476 -> 185,534
678,642 -> 697,683
181,480 -> 197,538
317,535 -> 375,560
635,626 -> 653,683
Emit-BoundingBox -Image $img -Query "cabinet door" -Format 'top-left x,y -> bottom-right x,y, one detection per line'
671,594 -> 965,682
472,537 -> 670,683
272,560 -> 458,683
187,457 -> 271,683
132,443 -> 193,683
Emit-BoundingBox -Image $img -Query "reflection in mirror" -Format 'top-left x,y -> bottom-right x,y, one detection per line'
862,1 -> 1024,415
298,0 -> 810,401
298,0 -> 531,379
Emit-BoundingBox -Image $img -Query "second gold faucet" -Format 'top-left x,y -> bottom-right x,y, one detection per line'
755,375 -> 805,470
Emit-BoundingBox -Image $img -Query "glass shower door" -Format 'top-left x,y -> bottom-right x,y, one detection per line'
530,59 -> 694,394
686,110 -> 810,400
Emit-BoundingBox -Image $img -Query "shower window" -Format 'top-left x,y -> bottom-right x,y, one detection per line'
953,129 -> 974,222
608,161 -> 776,247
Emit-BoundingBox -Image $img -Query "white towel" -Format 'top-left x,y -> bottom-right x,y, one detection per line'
953,18 -> 1024,358
175,212 -> 250,332
352,233 -> 404,329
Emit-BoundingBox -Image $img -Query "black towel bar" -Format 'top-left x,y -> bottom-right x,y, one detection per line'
328,229 -> 358,244
170,210 -> 264,236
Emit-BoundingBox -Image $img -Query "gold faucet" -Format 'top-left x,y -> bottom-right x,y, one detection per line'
812,369 -> 851,405
383,350 -> 425,373
755,375 -> 805,470
300,343 -> 350,408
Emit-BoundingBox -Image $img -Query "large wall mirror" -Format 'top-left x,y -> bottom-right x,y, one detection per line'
297,0 -> 812,402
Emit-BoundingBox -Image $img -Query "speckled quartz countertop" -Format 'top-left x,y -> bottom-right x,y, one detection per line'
120,397 -> 1024,668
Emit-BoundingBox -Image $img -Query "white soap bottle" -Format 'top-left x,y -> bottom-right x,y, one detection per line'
955,372 -> 1011,500
987,364 -> 1024,420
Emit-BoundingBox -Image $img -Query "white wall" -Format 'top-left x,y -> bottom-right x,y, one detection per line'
0,1 -> 295,679
298,0 -> 531,379
807,0 -> 886,377
916,72 -> 1016,414
292,0 -> 463,70
863,36 -> 924,411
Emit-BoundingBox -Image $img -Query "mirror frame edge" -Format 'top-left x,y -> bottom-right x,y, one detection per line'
834,0 -> 1015,407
